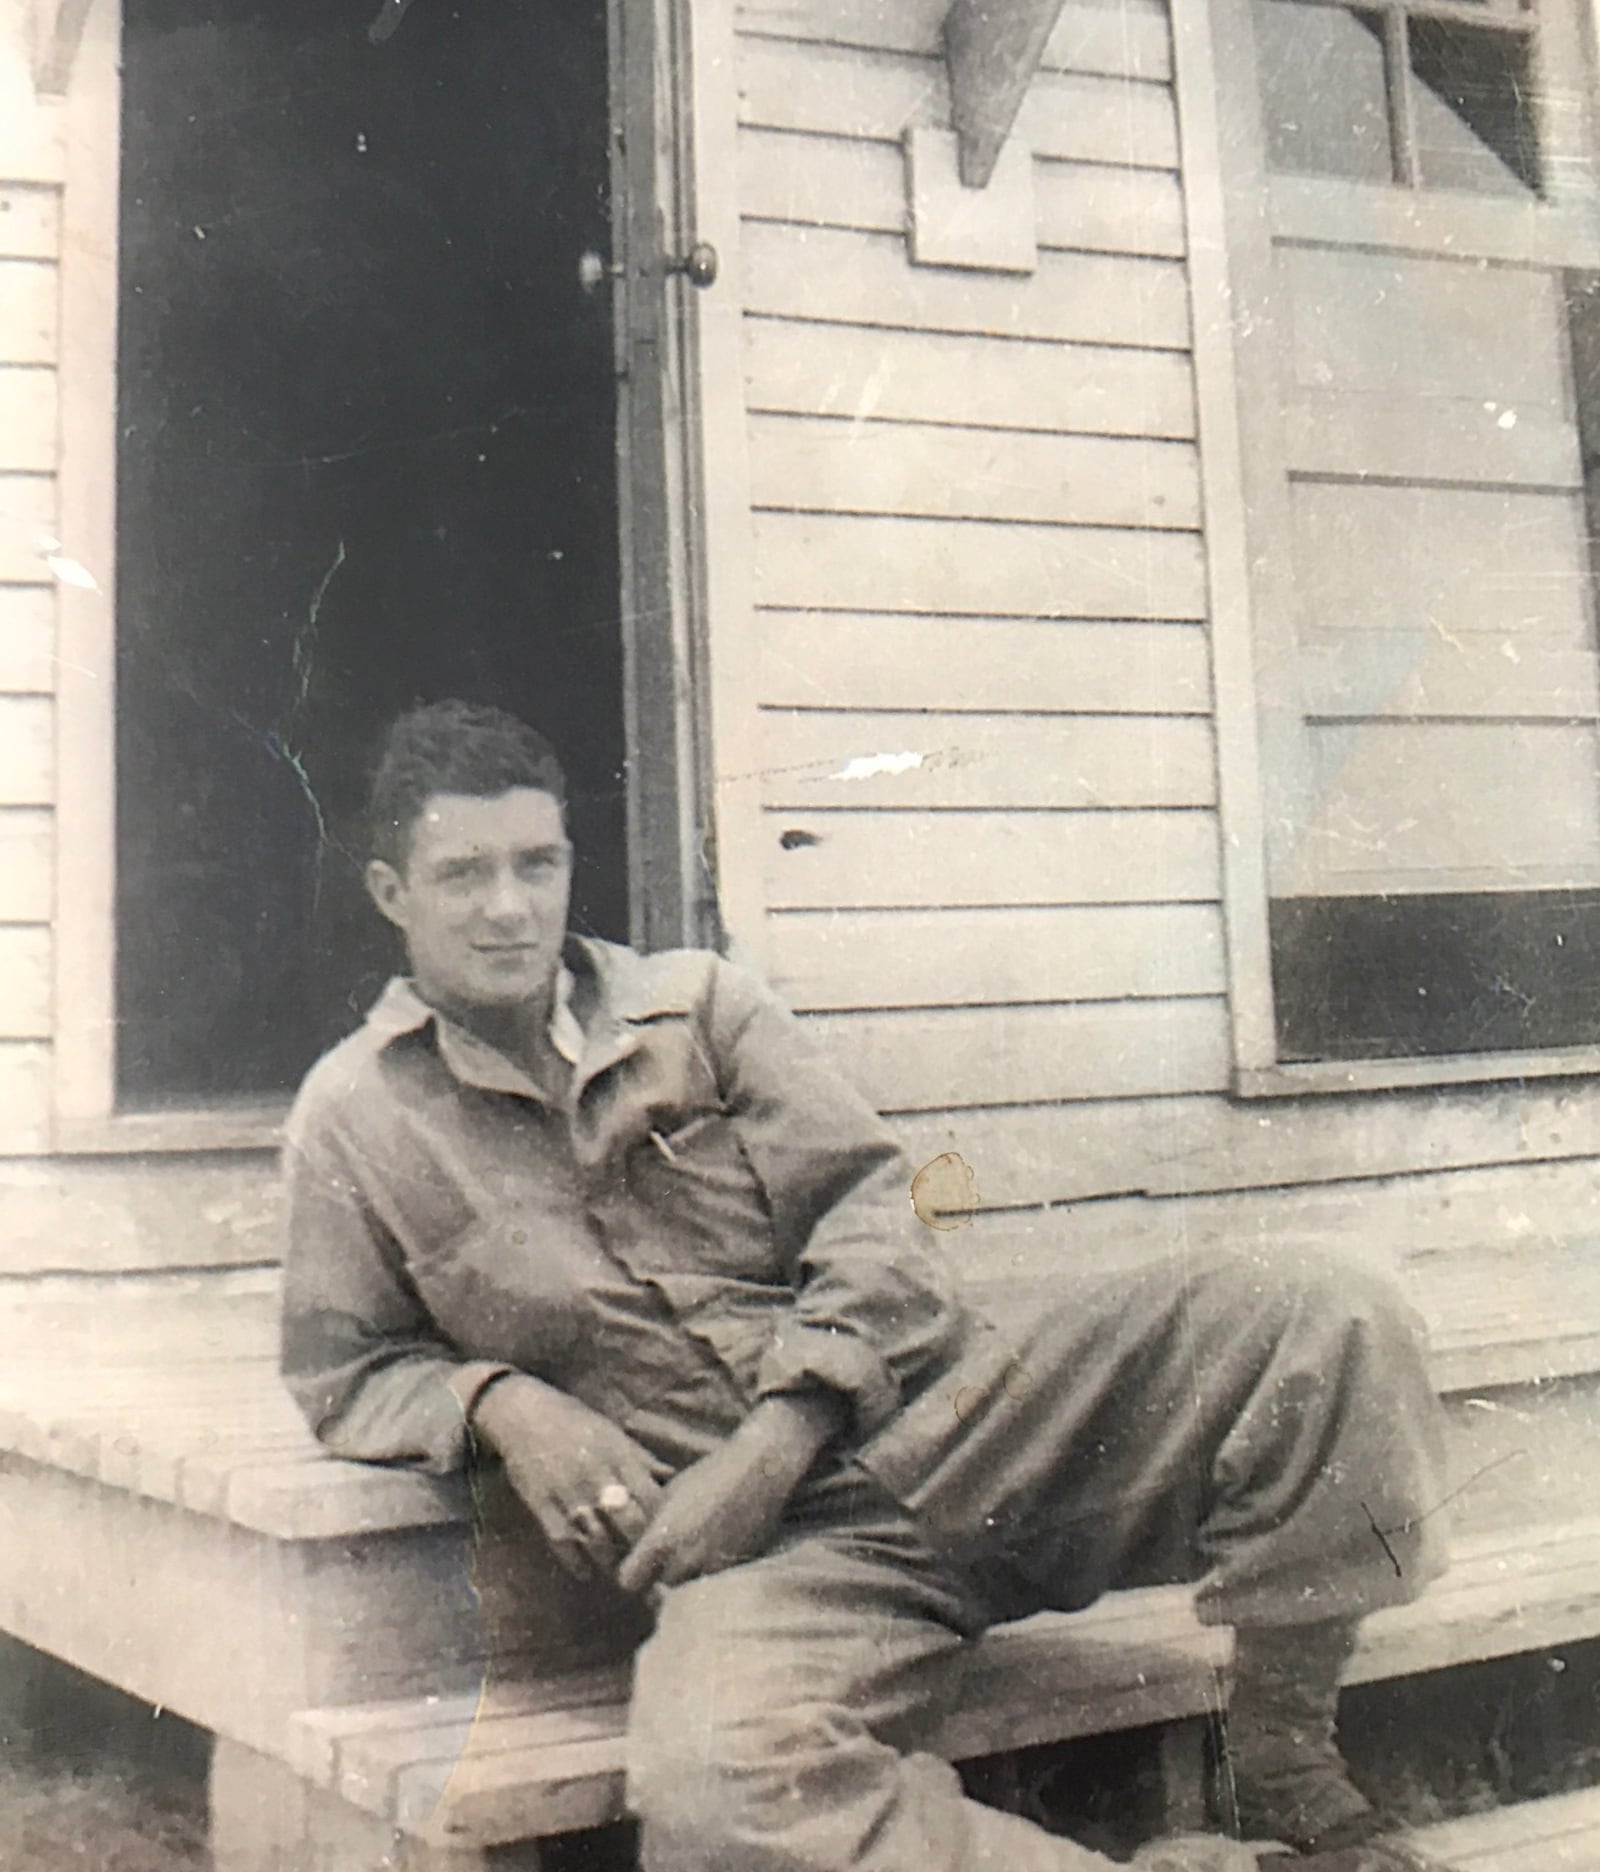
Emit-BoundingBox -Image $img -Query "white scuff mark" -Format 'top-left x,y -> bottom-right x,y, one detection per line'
830,750 -> 925,782
1497,409 -> 1518,430
39,536 -> 100,591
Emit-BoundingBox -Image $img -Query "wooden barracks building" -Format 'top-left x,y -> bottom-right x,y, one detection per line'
5,0 -> 1600,1862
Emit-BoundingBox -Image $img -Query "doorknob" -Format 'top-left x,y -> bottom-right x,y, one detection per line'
664,242 -> 719,289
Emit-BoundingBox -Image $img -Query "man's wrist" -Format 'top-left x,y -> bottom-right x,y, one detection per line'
739,1389 -> 848,1481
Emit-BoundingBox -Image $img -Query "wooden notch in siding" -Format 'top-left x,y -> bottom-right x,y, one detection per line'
744,319 -> 1197,439
762,807 -> 1220,909
806,997 -> 1232,1108
753,511 -> 1208,619
770,903 -> 1227,1009
749,415 -> 1200,530
737,38 -> 1178,169
743,224 -> 1190,350
757,613 -> 1213,713
756,711 -> 1217,809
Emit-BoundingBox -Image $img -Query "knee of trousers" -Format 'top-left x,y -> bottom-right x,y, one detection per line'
1185,1241 -> 1428,1356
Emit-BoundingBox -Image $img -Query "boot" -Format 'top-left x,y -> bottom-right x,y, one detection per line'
1218,1619 -> 1375,1854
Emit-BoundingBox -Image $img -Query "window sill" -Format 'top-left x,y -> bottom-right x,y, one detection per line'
1268,175 -> 1600,267
52,1103 -> 287,1157
1237,1044 -> 1600,1099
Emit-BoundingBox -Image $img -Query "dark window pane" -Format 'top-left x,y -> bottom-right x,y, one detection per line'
1410,17 -> 1542,194
117,0 -> 624,1107
1256,0 -> 1396,182
1271,891 -> 1600,1060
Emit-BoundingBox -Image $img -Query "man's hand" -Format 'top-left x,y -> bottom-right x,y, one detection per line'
618,1390 -> 846,1596
470,1374 -> 667,1582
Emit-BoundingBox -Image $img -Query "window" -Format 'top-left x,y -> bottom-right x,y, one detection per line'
1256,0 -> 1543,196
1196,0 -> 1600,1091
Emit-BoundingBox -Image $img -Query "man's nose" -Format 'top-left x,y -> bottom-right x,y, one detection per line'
482,867 -> 534,921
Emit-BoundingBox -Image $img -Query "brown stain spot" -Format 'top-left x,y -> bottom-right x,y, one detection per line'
779,828 -> 822,850
910,1151 -> 978,1231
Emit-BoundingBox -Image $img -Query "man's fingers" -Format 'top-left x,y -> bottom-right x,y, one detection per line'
617,1525 -> 672,1596
600,1492 -> 652,1550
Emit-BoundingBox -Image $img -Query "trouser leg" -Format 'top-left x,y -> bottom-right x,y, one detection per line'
627,1519 -> 1115,1872
864,1242 -> 1448,1630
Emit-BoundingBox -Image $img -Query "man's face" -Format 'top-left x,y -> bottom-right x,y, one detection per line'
366,788 -> 573,1015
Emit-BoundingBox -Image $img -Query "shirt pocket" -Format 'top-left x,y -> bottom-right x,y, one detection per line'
622,1105 -> 780,1281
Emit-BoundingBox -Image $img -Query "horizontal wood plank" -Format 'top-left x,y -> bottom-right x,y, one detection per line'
1286,391 -> 1581,487
0,259 -> 57,364
738,128 -> 1187,258
0,185 -> 61,260
769,903 -> 1226,1007
0,926 -> 50,1038
0,693 -> 53,802
757,613 -> 1212,712
0,473 -> 55,583
810,997 -> 1232,1107
1292,483 -> 1592,648
1301,632 -> 1600,722
891,1079 -> 1600,1206
1288,720 -> 1600,892
0,367 -> 56,472
763,807 -> 1219,908
0,809 -> 52,921
745,318 -> 1197,438
0,584 -> 54,691
734,0 -> 1174,81
756,711 -> 1216,808
742,224 -> 1190,350
749,414 -> 1200,529
752,512 -> 1207,618
1412,1786 -> 1600,1869
0,1041 -> 50,1152
737,37 -> 1179,168
1282,245 -> 1568,408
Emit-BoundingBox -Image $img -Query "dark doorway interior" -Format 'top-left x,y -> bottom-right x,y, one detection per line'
116,0 -> 623,1107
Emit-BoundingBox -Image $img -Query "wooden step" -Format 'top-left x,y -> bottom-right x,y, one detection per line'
1410,1785 -> 1600,1870
287,1516 -> 1600,1850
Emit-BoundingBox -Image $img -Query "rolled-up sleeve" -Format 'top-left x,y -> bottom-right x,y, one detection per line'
704,960 -> 972,1440
280,1086 -> 510,1475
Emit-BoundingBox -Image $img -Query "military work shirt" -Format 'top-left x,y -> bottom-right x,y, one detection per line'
280,938 -> 987,1487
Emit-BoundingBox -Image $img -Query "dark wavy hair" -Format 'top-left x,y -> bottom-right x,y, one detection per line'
368,700 -> 567,868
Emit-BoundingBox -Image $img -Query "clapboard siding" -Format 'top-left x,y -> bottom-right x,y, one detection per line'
735,0 -> 1175,84
0,810 -> 52,922
806,997 -> 1231,1107
744,321 -> 1198,439
0,586 -> 53,692
742,225 -> 1191,350
769,904 -> 1226,1008
738,130 -> 1188,259
0,695 -> 54,803
763,808 -> 1219,908
0,259 -> 56,364
893,1082 -> 1600,1206
750,415 -> 1200,530
0,474 -> 55,582
752,513 -> 1207,618
0,926 -> 51,1038
0,1042 -> 50,1153
738,38 -> 1180,169
0,366 -> 56,471
0,184 -> 60,260
757,615 -> 1212,713
757,713 -> 1216,808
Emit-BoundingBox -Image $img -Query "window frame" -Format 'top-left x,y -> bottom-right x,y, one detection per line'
1177,0 -> 1600,1098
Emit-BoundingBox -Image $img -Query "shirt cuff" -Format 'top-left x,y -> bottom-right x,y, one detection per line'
755,1326 -> 899,1440
447,1360 -> 519,1431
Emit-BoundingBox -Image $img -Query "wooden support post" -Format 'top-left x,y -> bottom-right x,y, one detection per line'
1153,1716 -> 1212,1836
211,1738 -> 526,1872
34,0 -> 95,94
943,0 -> 1069,188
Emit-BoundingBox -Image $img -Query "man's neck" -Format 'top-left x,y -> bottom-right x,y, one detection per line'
430,984 -> 574,1097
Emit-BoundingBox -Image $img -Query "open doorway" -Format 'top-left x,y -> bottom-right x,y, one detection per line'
114,0 -> 627,1106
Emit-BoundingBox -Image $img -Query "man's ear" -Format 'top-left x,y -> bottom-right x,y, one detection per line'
365,859 -> 409,931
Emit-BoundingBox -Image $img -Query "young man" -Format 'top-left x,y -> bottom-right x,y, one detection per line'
282,700 -> 1449,1872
